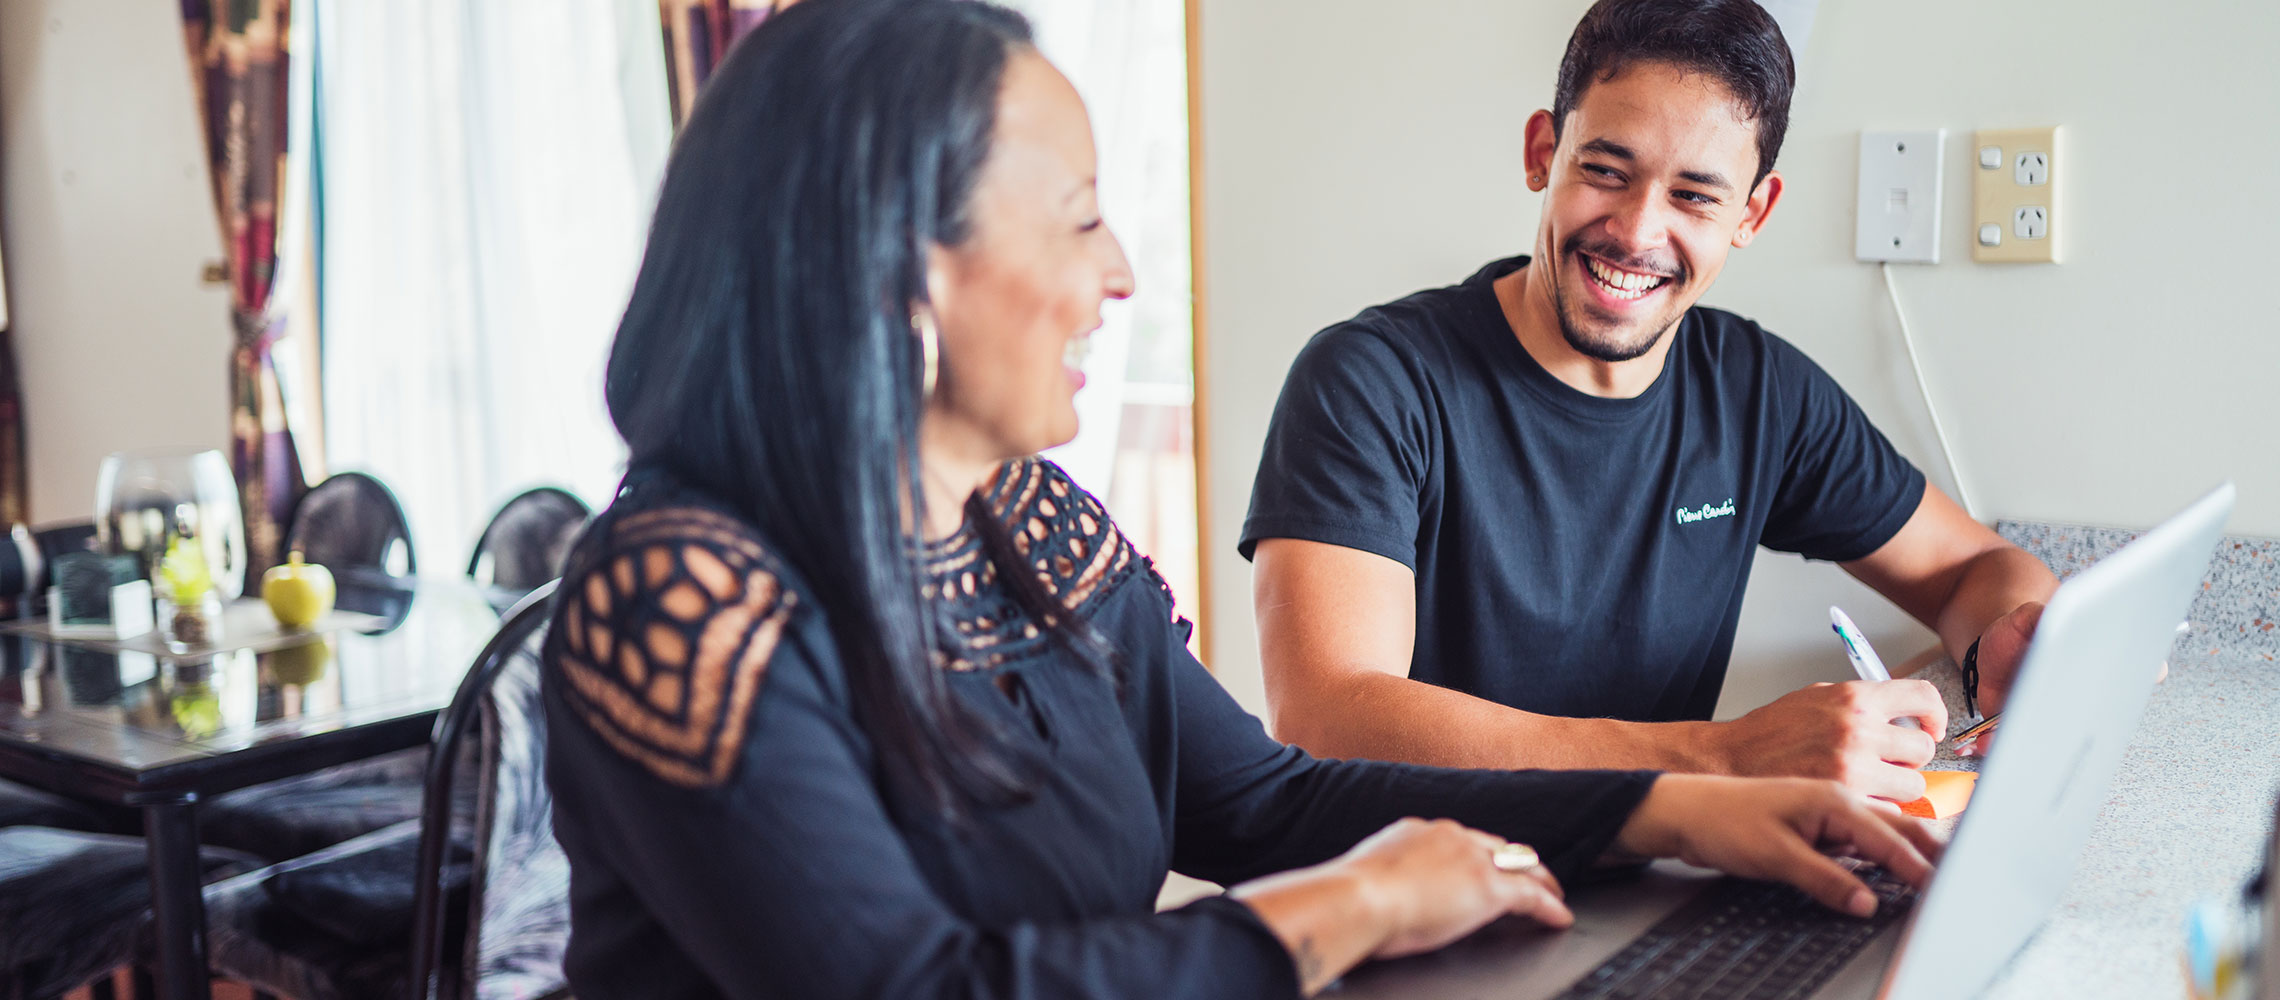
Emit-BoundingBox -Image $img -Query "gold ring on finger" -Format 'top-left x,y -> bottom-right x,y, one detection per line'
1491,842 -> 1541,874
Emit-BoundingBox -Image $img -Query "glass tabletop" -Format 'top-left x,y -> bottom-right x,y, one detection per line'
0,578 -> 512,776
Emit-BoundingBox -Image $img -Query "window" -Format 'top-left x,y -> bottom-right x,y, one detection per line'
313,0 -> 669,573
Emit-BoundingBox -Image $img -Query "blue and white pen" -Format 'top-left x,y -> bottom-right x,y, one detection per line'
1828,606 -> 1891,682
1831,606 -> 1923,733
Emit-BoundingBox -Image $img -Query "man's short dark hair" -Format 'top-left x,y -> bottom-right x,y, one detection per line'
1551,0 -> 1795,188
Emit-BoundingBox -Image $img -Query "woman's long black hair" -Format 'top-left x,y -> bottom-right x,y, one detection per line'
605,0 -> 1104,813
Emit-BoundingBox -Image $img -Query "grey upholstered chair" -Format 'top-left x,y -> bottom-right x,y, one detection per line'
197,750 -> 445,864
1,826 -> 259,999
466,488 -> 589,596
202,582 -> 570,1000
0,774 -> 105,832
2,598 -> 174,1000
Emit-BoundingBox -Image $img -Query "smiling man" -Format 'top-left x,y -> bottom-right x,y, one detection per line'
1241,0 -> 2060,803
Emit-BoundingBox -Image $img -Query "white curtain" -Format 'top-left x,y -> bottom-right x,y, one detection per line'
316,0 -> 671,575
1010,0 -> 1194,500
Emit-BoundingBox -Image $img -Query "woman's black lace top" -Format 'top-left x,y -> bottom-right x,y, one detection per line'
541,457 -> 1658,999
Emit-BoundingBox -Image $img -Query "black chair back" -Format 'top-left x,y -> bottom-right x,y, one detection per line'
32,521 -> 97,560
29,520 -> 97,594
466,489 -> 589,594
288,472 -> 417,579
410,580 -> 566,1000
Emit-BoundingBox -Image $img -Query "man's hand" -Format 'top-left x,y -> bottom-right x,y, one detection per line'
1841,482 -> 2058,739
1953,601 -> 2173,758
1966,601 -> 2045,716
1709,680 -> 1947,802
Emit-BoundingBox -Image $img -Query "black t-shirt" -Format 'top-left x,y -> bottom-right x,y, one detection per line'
1240,256 -> 1925,723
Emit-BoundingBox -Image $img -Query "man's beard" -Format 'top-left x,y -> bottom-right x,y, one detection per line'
1551,238 -> 1687,363
1555,298 -> 1674,362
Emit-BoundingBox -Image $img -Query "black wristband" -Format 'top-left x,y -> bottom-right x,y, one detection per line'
1960,636 -> 1984,720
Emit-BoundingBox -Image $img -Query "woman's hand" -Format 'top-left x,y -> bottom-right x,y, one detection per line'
1341,816 -> 1573,958
1229,817 -> 1571,995
1612,774 -> 1944,917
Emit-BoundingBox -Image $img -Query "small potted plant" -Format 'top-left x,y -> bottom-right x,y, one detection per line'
156,512 -> 222,651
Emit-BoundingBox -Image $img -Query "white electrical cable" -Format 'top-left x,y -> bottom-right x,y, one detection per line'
1879,262 -> 1978,521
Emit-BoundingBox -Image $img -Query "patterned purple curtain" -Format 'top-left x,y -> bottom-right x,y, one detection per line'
181,0 -> 310,577
660,0 -> 790,128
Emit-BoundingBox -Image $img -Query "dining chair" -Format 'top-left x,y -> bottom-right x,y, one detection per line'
2,530 -> 253,998
284,472 -> 417,579
0,778 -> 106,831
17,519 -> 96,618
1,618 -> 120,913
465,488 -> 588,596
201,472 -> 425,864
1,826 -> 259,1000
196,748 -> 451,864
1,766 -> 137,1000
31,520 -> 97,568
202,582 -> 570,1000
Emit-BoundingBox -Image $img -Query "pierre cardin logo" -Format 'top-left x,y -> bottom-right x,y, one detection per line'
1675,497 -> 1737,525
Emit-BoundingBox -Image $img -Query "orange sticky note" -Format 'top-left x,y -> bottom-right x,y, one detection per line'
1898,770 -> 1976,819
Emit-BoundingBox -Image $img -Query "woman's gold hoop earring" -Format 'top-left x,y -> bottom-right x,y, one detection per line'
913,311 -> 940,399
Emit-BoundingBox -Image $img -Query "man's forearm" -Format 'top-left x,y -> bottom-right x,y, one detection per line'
1932,547 -> 2058,660
1269,668 -> 1726,773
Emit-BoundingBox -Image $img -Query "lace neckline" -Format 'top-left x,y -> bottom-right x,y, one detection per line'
920,518 -> 983,580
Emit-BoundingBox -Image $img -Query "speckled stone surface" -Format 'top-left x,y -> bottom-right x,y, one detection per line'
1899,519 -> 2280,999
1998,518 -> 2280,658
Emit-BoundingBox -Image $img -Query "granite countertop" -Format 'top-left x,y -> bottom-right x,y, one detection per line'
1919,519 -> 2280,999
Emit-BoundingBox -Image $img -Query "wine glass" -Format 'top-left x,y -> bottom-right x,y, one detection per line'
93,448 -> 248,600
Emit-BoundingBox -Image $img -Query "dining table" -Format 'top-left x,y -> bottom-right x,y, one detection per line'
0,575 -> 514,1000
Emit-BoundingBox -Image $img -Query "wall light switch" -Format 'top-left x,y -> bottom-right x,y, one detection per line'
1856,129 -> 1945,264
1974,126 -> 2061,263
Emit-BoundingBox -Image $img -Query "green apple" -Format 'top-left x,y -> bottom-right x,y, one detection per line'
267,636 -> 333,686
262,553 -> 337,629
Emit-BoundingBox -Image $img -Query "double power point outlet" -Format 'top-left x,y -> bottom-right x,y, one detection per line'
1973,126 -> 2060,263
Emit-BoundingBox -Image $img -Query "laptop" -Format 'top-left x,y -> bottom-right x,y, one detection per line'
1335,482 -> 2236,1000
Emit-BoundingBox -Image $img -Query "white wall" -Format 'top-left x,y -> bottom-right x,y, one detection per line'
1194,0 -> 2280,716
2,0 -> 234,526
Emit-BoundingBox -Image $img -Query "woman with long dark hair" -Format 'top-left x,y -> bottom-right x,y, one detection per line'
542,1 -> 1940,995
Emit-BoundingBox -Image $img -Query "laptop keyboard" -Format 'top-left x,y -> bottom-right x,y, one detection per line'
1547,867 -> 1918,1000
